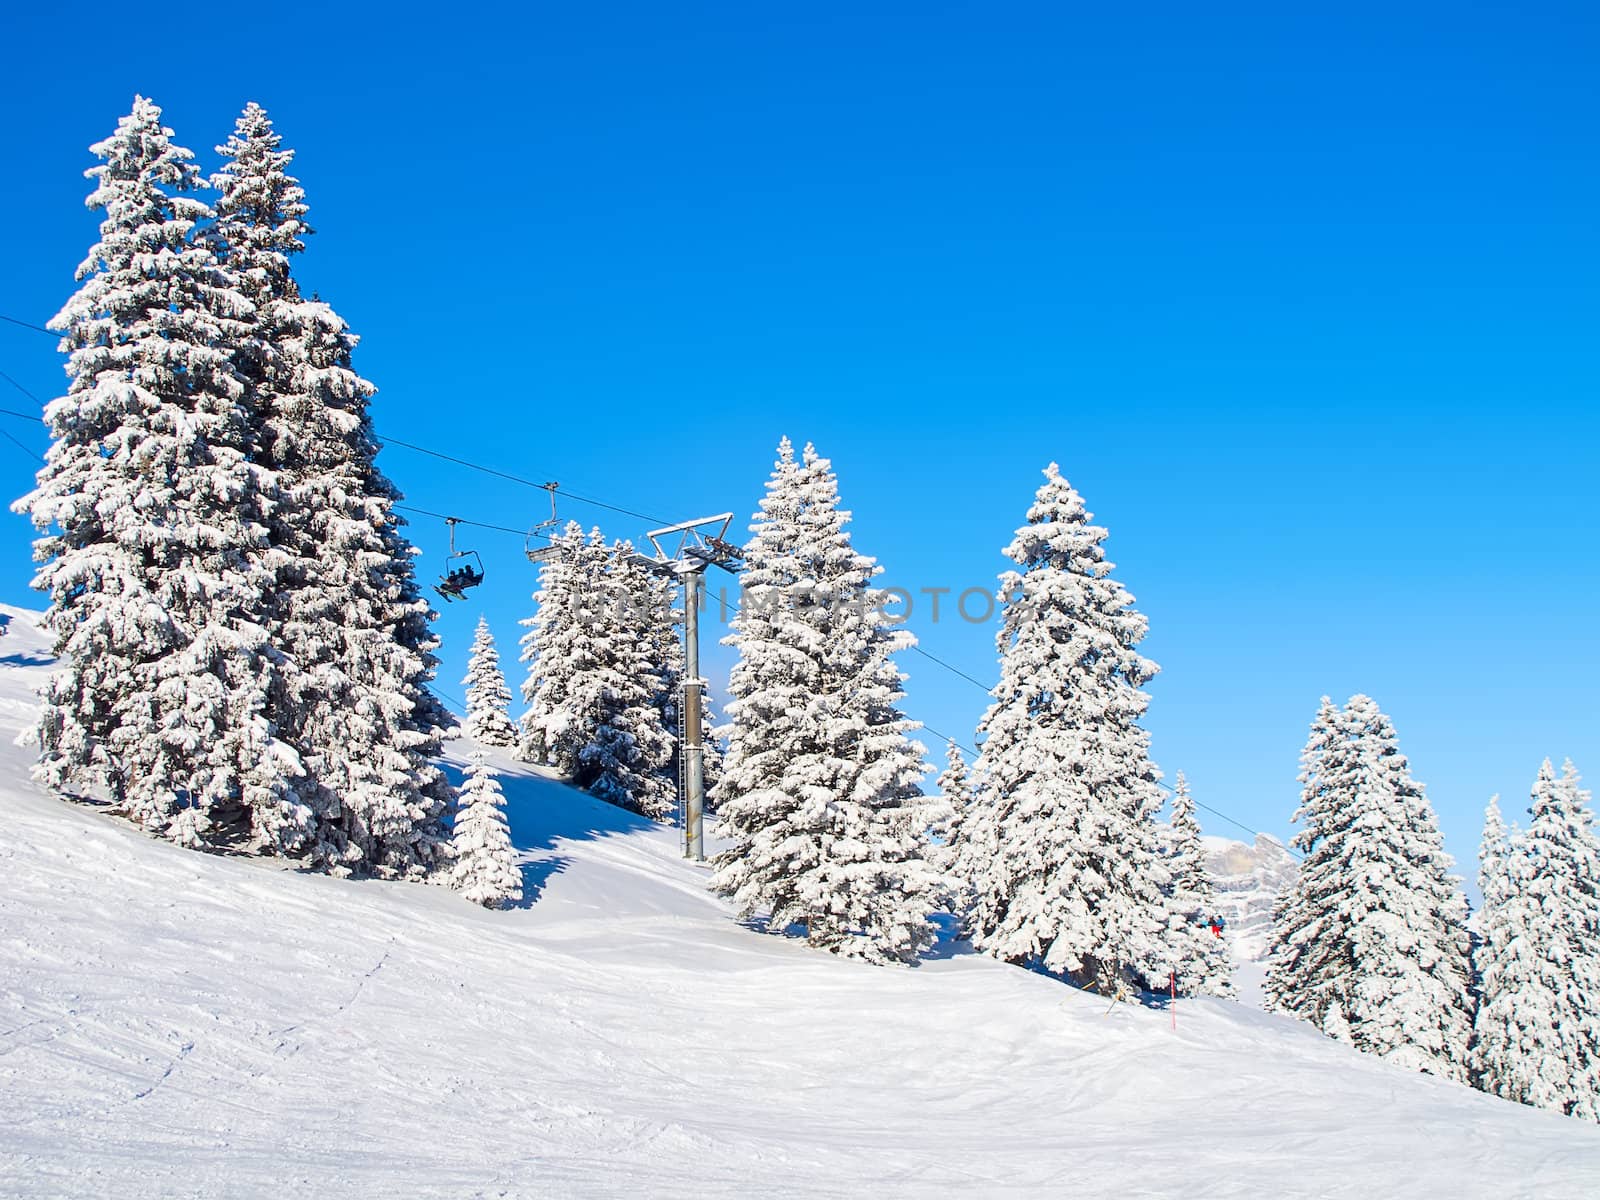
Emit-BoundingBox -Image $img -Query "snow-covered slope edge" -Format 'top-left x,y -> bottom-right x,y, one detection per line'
1,608 -> 1596,1198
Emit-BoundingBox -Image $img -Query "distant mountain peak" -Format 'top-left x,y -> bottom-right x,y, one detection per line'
1203,834 -> 1299,963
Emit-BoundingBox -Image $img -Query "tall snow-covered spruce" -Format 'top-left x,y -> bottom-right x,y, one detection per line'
1472,761 -> 1600,1120
208,101 -> 453,875
1164,772 -> 1233,997
1264,696 -> 1343,1019
1265,695 -> 1474,1081
961,464 -> 1170,995
449,747 -> 522,908
463,617 -> 519,748
712,439 -> 941,965
14,97 -> 308,851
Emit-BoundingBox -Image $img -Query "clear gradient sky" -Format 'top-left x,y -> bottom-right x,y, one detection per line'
1,2 -> 1595,880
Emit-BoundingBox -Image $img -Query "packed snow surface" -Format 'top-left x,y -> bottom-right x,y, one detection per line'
1,607 -> 1597,1197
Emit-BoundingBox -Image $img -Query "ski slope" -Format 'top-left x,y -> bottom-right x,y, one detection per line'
1,607 -> 1597,1198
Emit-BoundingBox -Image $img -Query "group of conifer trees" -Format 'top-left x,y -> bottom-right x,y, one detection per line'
18,98 -> 519,906
1265,697 -> 1598,1120
26,99 -> 1591,1125
504,441 -> 1231,987
613,440 -> 1233,992
655,438 -> 1595,1124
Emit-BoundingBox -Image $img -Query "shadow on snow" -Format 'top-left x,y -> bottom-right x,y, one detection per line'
439,751 -> 656,909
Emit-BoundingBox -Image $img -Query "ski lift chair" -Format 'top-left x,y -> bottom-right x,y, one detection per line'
524,482 -> 562,564
435,518 -> 485,601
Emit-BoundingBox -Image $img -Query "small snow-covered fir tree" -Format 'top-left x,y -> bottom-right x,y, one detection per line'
1163,772 -> 1234,998
208,102 -> 452,875
1265,695 -> 1474,1081
1471,794 -> 1520,1094
1472,761 -> 1600,1120
14,96 -> 308,852
450,748 -> 522,908
712,439 -> 941,965
962,464 -> 1170,994
463,617 -> 519,748
944,747 -> 998,936
930,739 -> 972,905
934,740 -> 969,842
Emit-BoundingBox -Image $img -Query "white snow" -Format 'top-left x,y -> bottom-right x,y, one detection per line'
2,605 -> 1598,1197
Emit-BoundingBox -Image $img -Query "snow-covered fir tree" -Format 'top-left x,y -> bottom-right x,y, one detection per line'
712,439 -> 941,965
208,102 -> 452,875
961,464 -> 1170,995
518,525 -> 675,817
648,566 -> 683,685
450,747 -> 522,908
463,617 -> 519,748
1163,772 -> 1234,997
1472,794 -> 1519,1094
1265,695 -> 1474,1080
206,102 -> 308,396
1264,696 -> 1344,1019
518,522 -> 587,767
934,740 -> 970,843
596,542 -> 678,820
14,96 -> 310,852
1472,761 -> 1600,1120
641,563 -> 684,756
944,751 -> 998,935
930,738 -> 972,904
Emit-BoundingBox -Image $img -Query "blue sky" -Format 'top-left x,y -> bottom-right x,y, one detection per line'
1,2 -> 1595,875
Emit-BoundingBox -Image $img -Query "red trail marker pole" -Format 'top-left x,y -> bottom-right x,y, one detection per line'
1170,970 -> 1176,1031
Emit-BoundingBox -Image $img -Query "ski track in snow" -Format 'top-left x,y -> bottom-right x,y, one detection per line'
0,604 -> 1598,1198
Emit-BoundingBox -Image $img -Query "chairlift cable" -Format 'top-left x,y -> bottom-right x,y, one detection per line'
907,646 -> 994,695
380,436 -> 670,525
392,505 -> 544,540
1,329 -> 1299,857
0,369 -> 45,408
0,313 -> 54,336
